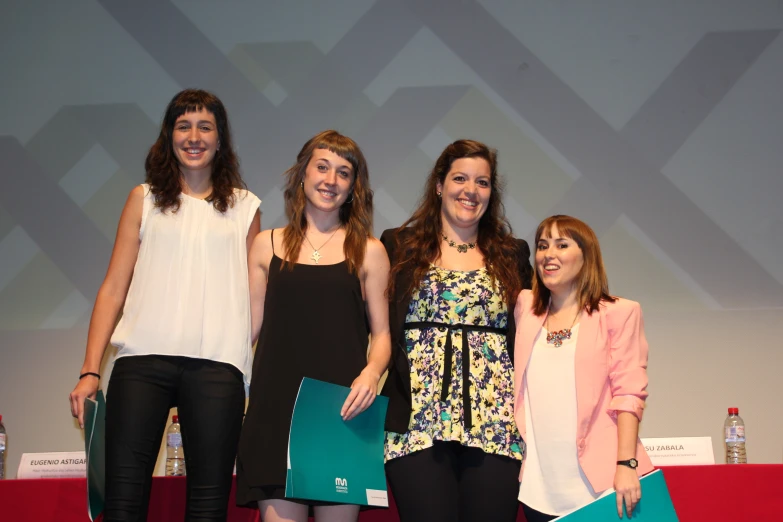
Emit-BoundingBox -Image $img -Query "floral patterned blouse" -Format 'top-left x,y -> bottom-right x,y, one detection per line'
385,266 -> 524,462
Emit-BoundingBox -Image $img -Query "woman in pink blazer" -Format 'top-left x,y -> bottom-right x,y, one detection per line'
513,215 -> 653,521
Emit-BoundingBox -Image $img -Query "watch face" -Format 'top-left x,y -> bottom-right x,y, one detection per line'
619,458 -> 639,469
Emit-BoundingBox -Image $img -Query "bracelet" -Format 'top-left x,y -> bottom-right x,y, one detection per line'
79,372 -> 101,380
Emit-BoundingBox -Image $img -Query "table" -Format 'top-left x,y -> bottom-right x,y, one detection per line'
2,465 -> 781,521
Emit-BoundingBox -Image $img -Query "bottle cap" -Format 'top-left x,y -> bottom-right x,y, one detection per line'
172,415 -> 179,423
0,414 -> 3,423
728,407 -> 739,415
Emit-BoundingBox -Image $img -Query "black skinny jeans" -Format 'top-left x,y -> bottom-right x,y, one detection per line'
104,355 -> 245,522
386,441 -> 522,522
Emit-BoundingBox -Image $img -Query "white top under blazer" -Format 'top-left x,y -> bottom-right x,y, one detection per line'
519,325 -> 607,516
111,184 -> 261,385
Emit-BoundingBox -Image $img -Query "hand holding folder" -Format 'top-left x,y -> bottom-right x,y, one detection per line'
554,470 -> 679,521
286,378 -> 389,507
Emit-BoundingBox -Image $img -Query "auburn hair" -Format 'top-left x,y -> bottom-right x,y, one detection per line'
531,215 -> 616,315
281,130 -> 373,275
387,139 -> 524,305
144,89 -> 245,214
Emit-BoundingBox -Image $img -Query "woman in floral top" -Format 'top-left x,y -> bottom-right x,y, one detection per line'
381,139 -> 532,522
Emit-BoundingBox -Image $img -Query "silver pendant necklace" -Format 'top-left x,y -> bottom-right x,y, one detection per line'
304,227 -> 340,264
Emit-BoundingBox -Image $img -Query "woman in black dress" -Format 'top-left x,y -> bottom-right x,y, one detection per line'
236,130 -> 391,522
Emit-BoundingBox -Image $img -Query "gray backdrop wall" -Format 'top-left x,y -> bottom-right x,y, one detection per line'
1,0 -> 782,477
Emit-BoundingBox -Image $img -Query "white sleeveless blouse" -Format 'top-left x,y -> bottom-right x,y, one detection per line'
111,184 -> 261,385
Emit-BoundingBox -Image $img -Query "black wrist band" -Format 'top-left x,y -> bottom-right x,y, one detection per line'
79,372 -> 101,380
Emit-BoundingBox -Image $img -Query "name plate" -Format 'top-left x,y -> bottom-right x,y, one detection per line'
17,451 -> 87,479
641,436 -> 715,466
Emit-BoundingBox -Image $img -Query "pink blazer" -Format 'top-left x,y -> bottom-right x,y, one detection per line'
513,289 -> 654,492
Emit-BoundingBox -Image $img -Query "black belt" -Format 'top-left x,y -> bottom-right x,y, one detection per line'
404,321 -> 507,431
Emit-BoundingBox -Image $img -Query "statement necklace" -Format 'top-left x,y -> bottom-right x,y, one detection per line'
545,309 -> 580,347
442,234 -> 476,253
304,227 -> 340,264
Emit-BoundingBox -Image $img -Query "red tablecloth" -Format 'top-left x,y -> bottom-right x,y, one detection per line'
2,465 -> 782,521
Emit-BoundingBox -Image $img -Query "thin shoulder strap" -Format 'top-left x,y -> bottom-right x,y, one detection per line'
271,228 -> 276,255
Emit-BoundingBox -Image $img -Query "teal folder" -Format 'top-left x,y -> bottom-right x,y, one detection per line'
83,391 -> 106,521
285,378 -> 389,507
555,469 -> 679,521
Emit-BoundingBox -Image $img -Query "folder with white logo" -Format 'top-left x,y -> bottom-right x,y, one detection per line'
285,378 -> 389,507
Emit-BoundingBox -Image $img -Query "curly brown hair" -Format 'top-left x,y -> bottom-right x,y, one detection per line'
144,89 -> 246,213
531,215 -> 616,315
281,130 -> 374,275
388,139 -> 524,305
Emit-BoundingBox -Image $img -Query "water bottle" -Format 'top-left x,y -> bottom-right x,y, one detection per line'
0,415 -> 6,479
165,415 -> 186,476
724,407 -> 746,464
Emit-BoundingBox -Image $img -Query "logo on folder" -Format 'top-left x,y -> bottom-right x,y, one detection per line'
286,378 -> 389,506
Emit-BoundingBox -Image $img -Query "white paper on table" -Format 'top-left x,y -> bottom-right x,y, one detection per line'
17,451 -> 87,479
641,436 -> 715,466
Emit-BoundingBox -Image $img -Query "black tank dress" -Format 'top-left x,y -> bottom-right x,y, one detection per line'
236,232 -> 369,506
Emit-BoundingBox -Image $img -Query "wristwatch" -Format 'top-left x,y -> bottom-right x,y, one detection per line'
617,458 -> 638,469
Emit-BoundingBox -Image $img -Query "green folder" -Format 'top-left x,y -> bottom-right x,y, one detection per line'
555,469 -> 679,521
285,378 -> 389,507
83,391 -> 106,521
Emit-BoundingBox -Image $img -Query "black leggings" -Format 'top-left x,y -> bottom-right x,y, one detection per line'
385,441 -> 522,522
104,355 -> 245,522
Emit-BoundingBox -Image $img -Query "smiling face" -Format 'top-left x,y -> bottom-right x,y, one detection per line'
302,147 -> 354,214
436,157 -> 492,235
172,108 -> 219,176
535,224 -> 585,295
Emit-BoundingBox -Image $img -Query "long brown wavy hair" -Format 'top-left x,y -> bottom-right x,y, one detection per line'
388,139 -> 524,305
144,89 -> 245,213
531,215 -> 616,315
281,130 -> 373,275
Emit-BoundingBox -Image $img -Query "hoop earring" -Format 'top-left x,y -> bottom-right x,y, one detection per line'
437,191 -> 442,198
345,193 -> 354,204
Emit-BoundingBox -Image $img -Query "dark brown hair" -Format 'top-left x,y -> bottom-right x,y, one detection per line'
388,139 -> 524,305
144,89 -> 245,213
281,130 -> 373,275
531,215 -> 616,315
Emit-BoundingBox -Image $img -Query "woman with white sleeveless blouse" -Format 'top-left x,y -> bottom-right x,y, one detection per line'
69,89 -> 260,522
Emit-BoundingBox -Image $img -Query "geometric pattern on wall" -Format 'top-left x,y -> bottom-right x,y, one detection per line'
1,0 -> 781,336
